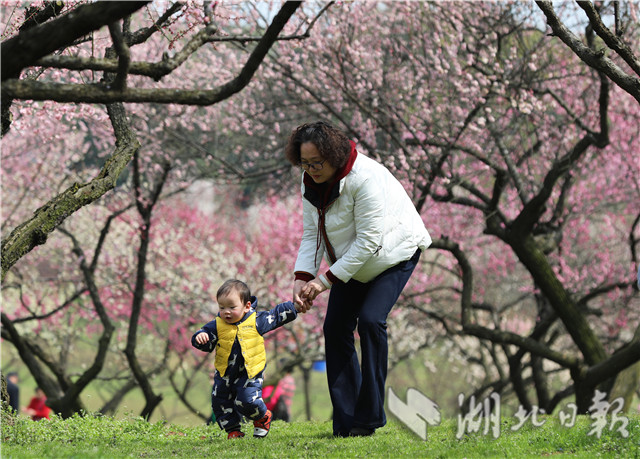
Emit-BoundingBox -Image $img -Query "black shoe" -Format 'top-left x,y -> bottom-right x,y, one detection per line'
349,427 -> 375,437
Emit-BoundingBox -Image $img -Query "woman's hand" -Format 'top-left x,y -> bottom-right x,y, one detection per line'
301,279 -> 327,304
294,279 -> 313,313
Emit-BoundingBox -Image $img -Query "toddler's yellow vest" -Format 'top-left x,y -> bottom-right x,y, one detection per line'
214,312 -> 266,379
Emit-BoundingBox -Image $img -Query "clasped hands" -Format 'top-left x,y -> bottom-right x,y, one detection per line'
293,278 -> 327,313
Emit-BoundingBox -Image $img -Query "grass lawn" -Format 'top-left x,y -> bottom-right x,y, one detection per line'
1,410 -> 638,458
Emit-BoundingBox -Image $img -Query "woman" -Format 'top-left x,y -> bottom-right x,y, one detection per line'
285,121 -> 431,437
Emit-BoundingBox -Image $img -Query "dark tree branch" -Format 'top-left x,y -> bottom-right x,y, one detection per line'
535,88 -> 598,135
547,385 -> 576,413
1,1 -> 303,104
536,1 -> 640,105
31,27 -> 313,82
1,1 -> 149,81
18,1 -> 65,32
577,1 -> 640,76
630,211 -> 640,265
584,341 -> 640,389
494,133 -> 528,205
512,69 -> 609,237
90,206 -> 133,273
576,282 -> 636,308
167,355 -> 210,422
108,21 -> 131,91
124,154 -> 165,419
429,237 -> 581,369
11,289 -> 87,324
49,228 -> 116,417
1,312 -> 60,399
128,2 -> 185,46
99,378 -> 138,416
165,128 -> 289,180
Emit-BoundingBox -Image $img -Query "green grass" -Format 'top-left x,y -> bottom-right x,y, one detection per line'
2,411 -> 638,458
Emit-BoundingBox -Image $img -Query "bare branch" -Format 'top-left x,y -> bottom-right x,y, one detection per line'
494,134 -> 528,205
2,1 -> 303,104
1,1 -> 149,81
108,21 -> 131,91
512,71 -> 609,235
585,341 -> 640,388
11,289 -> 87,324
577,1 -> 640,76
128,2 -> 186,46
165,128 -> 275,180
51,227 -> 116,413
576,281 -> 637,308
429,236 -> 581,369
536,1 -> 640,104
33,30 -> 312,82
18,1 -> 65,32
1,312 -> 63,402
533,88 -> 597,135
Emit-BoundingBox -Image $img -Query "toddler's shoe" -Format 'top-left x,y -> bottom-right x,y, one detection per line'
227,430 -> 245,439
253,410 -> 272,438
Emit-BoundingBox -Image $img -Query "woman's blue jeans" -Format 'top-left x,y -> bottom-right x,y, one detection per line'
323,249 -> 421,436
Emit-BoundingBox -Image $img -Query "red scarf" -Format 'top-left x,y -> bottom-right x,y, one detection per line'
303,141 -> 358,265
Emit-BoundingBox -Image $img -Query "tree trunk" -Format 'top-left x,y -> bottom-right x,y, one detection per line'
1,374 -> 8,410
508,233 -> 607,366
608,324 -> 640,412
608,362 -> 640,412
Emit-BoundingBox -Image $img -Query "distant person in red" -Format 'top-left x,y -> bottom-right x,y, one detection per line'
263,374 -> 296,422
22,387 -> 51,421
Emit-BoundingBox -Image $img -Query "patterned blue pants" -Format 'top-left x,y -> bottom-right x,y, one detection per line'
211,369 -> 267,432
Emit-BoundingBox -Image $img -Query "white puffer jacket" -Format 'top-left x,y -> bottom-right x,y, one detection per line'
294,152 -> 431,283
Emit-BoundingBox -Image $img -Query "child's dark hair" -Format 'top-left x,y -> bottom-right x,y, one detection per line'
217,279 -> 251,304
284,121 -> 352,169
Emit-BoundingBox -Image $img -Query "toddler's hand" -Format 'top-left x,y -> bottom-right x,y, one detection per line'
295,301 -> 310,313
195,332 -> 209,345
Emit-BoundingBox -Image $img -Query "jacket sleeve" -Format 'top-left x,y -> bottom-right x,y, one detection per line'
256,302 -> 298,335
294,179 -> 325,280
191,319 -> 218,353
328,174 -> 385,282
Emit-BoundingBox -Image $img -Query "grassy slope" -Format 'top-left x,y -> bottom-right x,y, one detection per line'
5,339 -> 639,426
1,410 -> 638,458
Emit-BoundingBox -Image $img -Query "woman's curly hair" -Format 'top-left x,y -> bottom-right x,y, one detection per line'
284,121 -> 352,169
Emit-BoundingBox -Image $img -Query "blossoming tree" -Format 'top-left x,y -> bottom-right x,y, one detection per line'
212,0 -> 640,413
